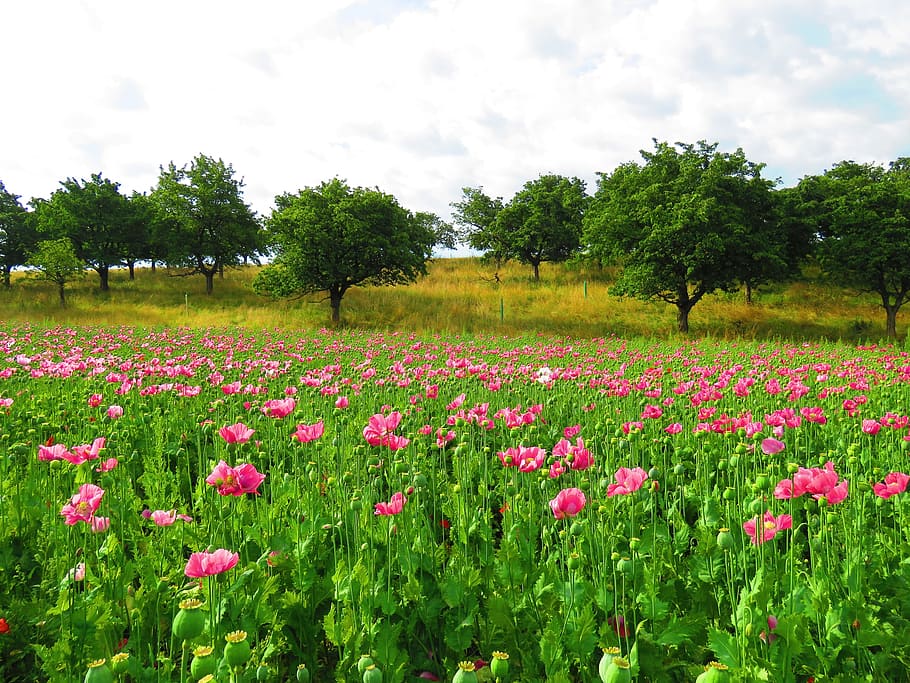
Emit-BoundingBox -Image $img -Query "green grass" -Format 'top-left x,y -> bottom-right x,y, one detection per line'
0,259 -> 896,342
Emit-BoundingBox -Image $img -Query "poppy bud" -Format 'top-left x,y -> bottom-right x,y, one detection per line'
490,651 -> 509,681
190,645 -> 217,679
363,664 -> 383,683
716,528 -> 734,551
695,662 -> 731,682
83,659 -> 114,683
296,664 -> 311,683
224,630 -> 251,667
452,661 -> 478,683
357,655 -> 375,674
172,599 -> 205,641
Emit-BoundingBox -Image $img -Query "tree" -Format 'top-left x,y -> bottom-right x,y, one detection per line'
0,181 -> 39,288
583,140 -> 778,333
26,238 -> 85,306
451,176 -> 588,280
805,159 -> 910,338
151,155 -> 261,294
33,174 -> 138,291
253,178 -> 437,323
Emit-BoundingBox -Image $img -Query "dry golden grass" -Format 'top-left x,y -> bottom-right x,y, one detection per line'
0,259 -> 896,342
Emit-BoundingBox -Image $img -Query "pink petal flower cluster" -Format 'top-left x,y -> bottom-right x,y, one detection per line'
549,487 -> 586,519
262,398 -> 296,418
185,548 -> 239,577
374,492 -> 407,516
60,484 -> 105,526
498,445 -> 547,472
38,437 -> 107,465
549,437 -> 593,477
143,509 -> 193,526
219,422 -> 255,444
607,467 -> 648,497
435,427 -> 456,448
205,460 -> 266,496
773,461 -> 848,504
292,421 -> 324,444
873,472 -> 910,499
363,412 -> 410,450
760,438 -> 785,455
743,511 -> 793,545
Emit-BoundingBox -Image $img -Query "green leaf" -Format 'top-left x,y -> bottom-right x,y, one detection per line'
707,628 -> 740,668
656,616 -> 703,647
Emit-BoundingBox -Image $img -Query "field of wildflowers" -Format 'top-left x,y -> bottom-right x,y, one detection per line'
1,325 -> 910,682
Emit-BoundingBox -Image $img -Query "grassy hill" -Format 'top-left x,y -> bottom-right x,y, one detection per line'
0,258 -> 896,342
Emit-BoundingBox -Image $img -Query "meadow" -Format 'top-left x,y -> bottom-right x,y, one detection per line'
1,262 -> 909,682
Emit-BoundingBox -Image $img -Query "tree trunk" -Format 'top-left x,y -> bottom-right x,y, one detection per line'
745,281 -> 753,305
330,291 -> 342,324
3,265 -> 11,289
58,282 -> 66,307
205,271 -> 214,295
533,261 -> 540,282
128,261 -> 136,280
98,265 -> 110,292
676,305 -> 690,333
885,304 -> 898,339
150,260 -> 157,274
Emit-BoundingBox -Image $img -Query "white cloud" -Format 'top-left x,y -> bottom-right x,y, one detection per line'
1,0 -> 908,221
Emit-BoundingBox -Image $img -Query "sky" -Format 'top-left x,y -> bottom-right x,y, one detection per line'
3,0 -> 909,253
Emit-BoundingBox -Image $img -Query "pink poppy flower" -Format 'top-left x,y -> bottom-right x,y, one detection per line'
374,492 -> 407,516
335,396 -> 349,409
549,487 -> 586,519
607,467 -> 649,497
363,412 -> 409,449
96,457 -> 118,472
608,614 -> 632,637
69,562 -> 86,582
861,419 -> 881,435
219,422 -> 255,444
106,405 -> 123,419
38,443 -> 71,462
759,615 -> 778,644
641,404 -> 663,420
435,428 -> 456,448
664,422 -> 683,435
873,472 -> 910,499
563,424 -> 581,439
292,421 -> 325,444
184,548 -> 239,578
760,438 -> 785,455
91,516 -> 111,533
65,437 -> 107,464
262,398 -> 296,418
150,509 -> 178,526
60,484 -> 105,525
205,460 -> 266,496
88,393 -> 104,407
743,511 -> 792,545
548,460 -> 566,479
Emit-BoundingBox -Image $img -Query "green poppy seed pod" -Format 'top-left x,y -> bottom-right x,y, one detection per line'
569,521 -> 584,537
617,556 -> 634,576
755,474 -> 770,491
728,455 -> 739,468
223,630 -> 252,667
357,655 -> 375,675
257,663 -> 275,681
172,598 -> 205,641
672,463 -> 686,476
567,552 -> 583,570
598,648 -> 621,682
84,659 -> 114,683
110,653 -> 130,675
600,656 -> 631,683
363,663 -> 383,683
452,661 -> 478,683
716,528 -> 734,551
490,651 -> 509,681
695,661 -> 731,682
296,664 -> 311,683
190,646 -> 218,679
749,498 -> 764,515
722,487 -> 736,501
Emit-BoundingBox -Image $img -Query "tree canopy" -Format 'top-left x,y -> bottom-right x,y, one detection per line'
801,159 -> 910,338
26,238 -> 85,306
583,140 -> 779,332
0,181 -> 38,289
253,178 -> 437,323
151,155 -> 262,294
451,175 -> 588,280
32,174 -> 137,291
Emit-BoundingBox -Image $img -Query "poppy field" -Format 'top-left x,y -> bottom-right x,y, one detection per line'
1,325 -> 910,682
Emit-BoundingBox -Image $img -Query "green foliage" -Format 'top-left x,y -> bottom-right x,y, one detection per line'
584,140 -> 780,332
451,176 -> 588,280
801,159 -> 910,338
0,180 -> 38,288
151,154 -> 262,294
25,238 -> 85,306
253,178 -> 436,323
32,174 -> 138,292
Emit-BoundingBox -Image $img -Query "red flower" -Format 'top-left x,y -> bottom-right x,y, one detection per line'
0,617 -> 9,634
